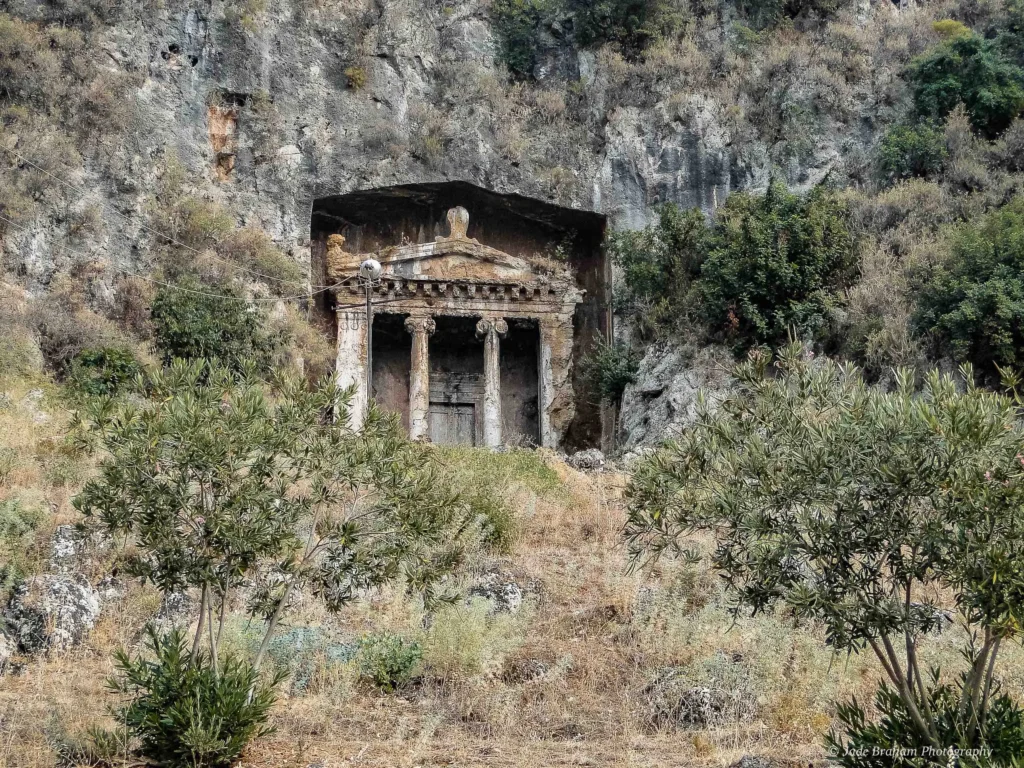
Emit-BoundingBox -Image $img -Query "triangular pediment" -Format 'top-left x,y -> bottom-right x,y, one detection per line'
326,206 -> 573,285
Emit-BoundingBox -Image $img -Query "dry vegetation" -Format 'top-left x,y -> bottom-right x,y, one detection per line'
3,379 -> 1023,768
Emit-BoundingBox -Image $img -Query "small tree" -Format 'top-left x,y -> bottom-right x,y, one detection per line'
625,344 -> 1024,761
698,183 -> 855,350
915,195 -> 1024,378
150,277 -> 277,372
910,31 -> 1024,139
73,360 -> 472,762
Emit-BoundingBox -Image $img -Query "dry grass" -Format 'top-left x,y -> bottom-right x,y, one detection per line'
4,401 -> 1024,768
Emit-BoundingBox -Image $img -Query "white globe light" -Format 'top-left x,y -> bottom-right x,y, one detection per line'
359,258 -> 382,281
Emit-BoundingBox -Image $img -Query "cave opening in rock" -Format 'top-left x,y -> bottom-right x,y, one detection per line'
311,181 -> 610,451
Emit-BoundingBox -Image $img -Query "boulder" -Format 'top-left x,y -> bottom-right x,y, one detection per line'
468,572 -> 524,614
48,524 -> 111,575
643,662 -> 758,730
0,631 -> 13,672
6,574 -> 101,653
154,589 -> 196,627
566,449 -> 605,471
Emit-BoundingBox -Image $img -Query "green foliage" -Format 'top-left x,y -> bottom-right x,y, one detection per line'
150,277 -> 277,372
491,0 -> 552,77
827,674 -> 1024,767
698,183 -> 855,349
491,0 -> 685,77
609,203 -> 707,332
878,121 -> 948,182
626,343 -> 1024,752
423,598 -> 527,680
581,340 -> 640,403
612,186 -> 853,348
932,19 -> 972,40
357,632 -> 423,693
73,359 -> 471,697
914,196 -> 1024,376
736,0 -> 840,29
995,0 -> 1024,66
465,485 -> 519,553
566,0 -> 685,56
52,723 -> 130,768
0,496 -> 43,587
910,32 -> 1024,139
110,627 -> 283,768
68,347 -> 142,397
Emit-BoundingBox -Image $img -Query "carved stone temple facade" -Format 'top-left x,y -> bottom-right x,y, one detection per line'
327,206 -> 585,449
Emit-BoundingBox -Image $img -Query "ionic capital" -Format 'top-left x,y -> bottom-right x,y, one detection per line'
476,318 -> 508,338
404,316 -> 437,335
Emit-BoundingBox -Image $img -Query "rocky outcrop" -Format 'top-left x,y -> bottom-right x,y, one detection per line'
618,342 -> 732,452
566,448 -> 605,471
468,571 -> 525,614
1,0 -> 865,291
6,575 -> 101,653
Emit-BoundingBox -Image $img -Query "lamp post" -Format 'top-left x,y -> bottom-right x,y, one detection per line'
358,258 -> 382,404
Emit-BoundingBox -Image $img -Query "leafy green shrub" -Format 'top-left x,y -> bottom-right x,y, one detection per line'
466,486 -> 519,553
827,675 -> 1024,767
491,0 -> 552,77
69,347 -> 142,396
150,277 -> 277,371
491,0 -> 685,77
995,0 -> 1024,66
357,632 -> 423,693
110,626 -> 283,768
736,0 -> 840,28
608,203 -> 707,334
698,183 -> 855,349
626,344 -> 1024,756
52,723 -> 130,768
581,340 -> 639,403
914,196 -> 1024,375
910,31 -> 1024,139
0,497 -> 43,583
566,0 -> 685,57
423,598 -> 526,681
878,121 -> 948,182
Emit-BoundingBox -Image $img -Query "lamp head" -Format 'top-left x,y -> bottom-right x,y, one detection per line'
359,258 -> 382,281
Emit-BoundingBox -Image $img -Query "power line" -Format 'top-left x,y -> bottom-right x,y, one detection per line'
0,145 -> 328,290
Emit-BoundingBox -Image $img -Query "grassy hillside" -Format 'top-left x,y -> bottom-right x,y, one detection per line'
3,374 -> 1024,767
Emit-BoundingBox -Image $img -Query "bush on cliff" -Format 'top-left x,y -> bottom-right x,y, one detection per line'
699,183 -> 855,350
915,195 -> 1024,377
910,31 -> 1024,139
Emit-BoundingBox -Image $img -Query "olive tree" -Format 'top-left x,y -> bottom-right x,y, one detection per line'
625,343 -> 1024,762
73,358 -> 472,677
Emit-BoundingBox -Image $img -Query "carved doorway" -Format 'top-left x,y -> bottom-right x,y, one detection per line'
428,403 -> 476,445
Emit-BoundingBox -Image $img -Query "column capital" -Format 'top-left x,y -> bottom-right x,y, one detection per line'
405,316 -> 436,335
476,317 -> 508,338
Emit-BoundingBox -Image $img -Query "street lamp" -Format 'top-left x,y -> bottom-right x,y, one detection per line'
359,258 -> 382,403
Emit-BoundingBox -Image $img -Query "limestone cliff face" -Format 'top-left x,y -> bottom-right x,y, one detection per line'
0,0 -> 876,289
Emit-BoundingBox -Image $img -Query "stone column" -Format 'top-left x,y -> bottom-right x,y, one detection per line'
405,316 -> 436,440
476,318 -> 507,448
336,311 -> 368,428
538,317 -> 575,449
